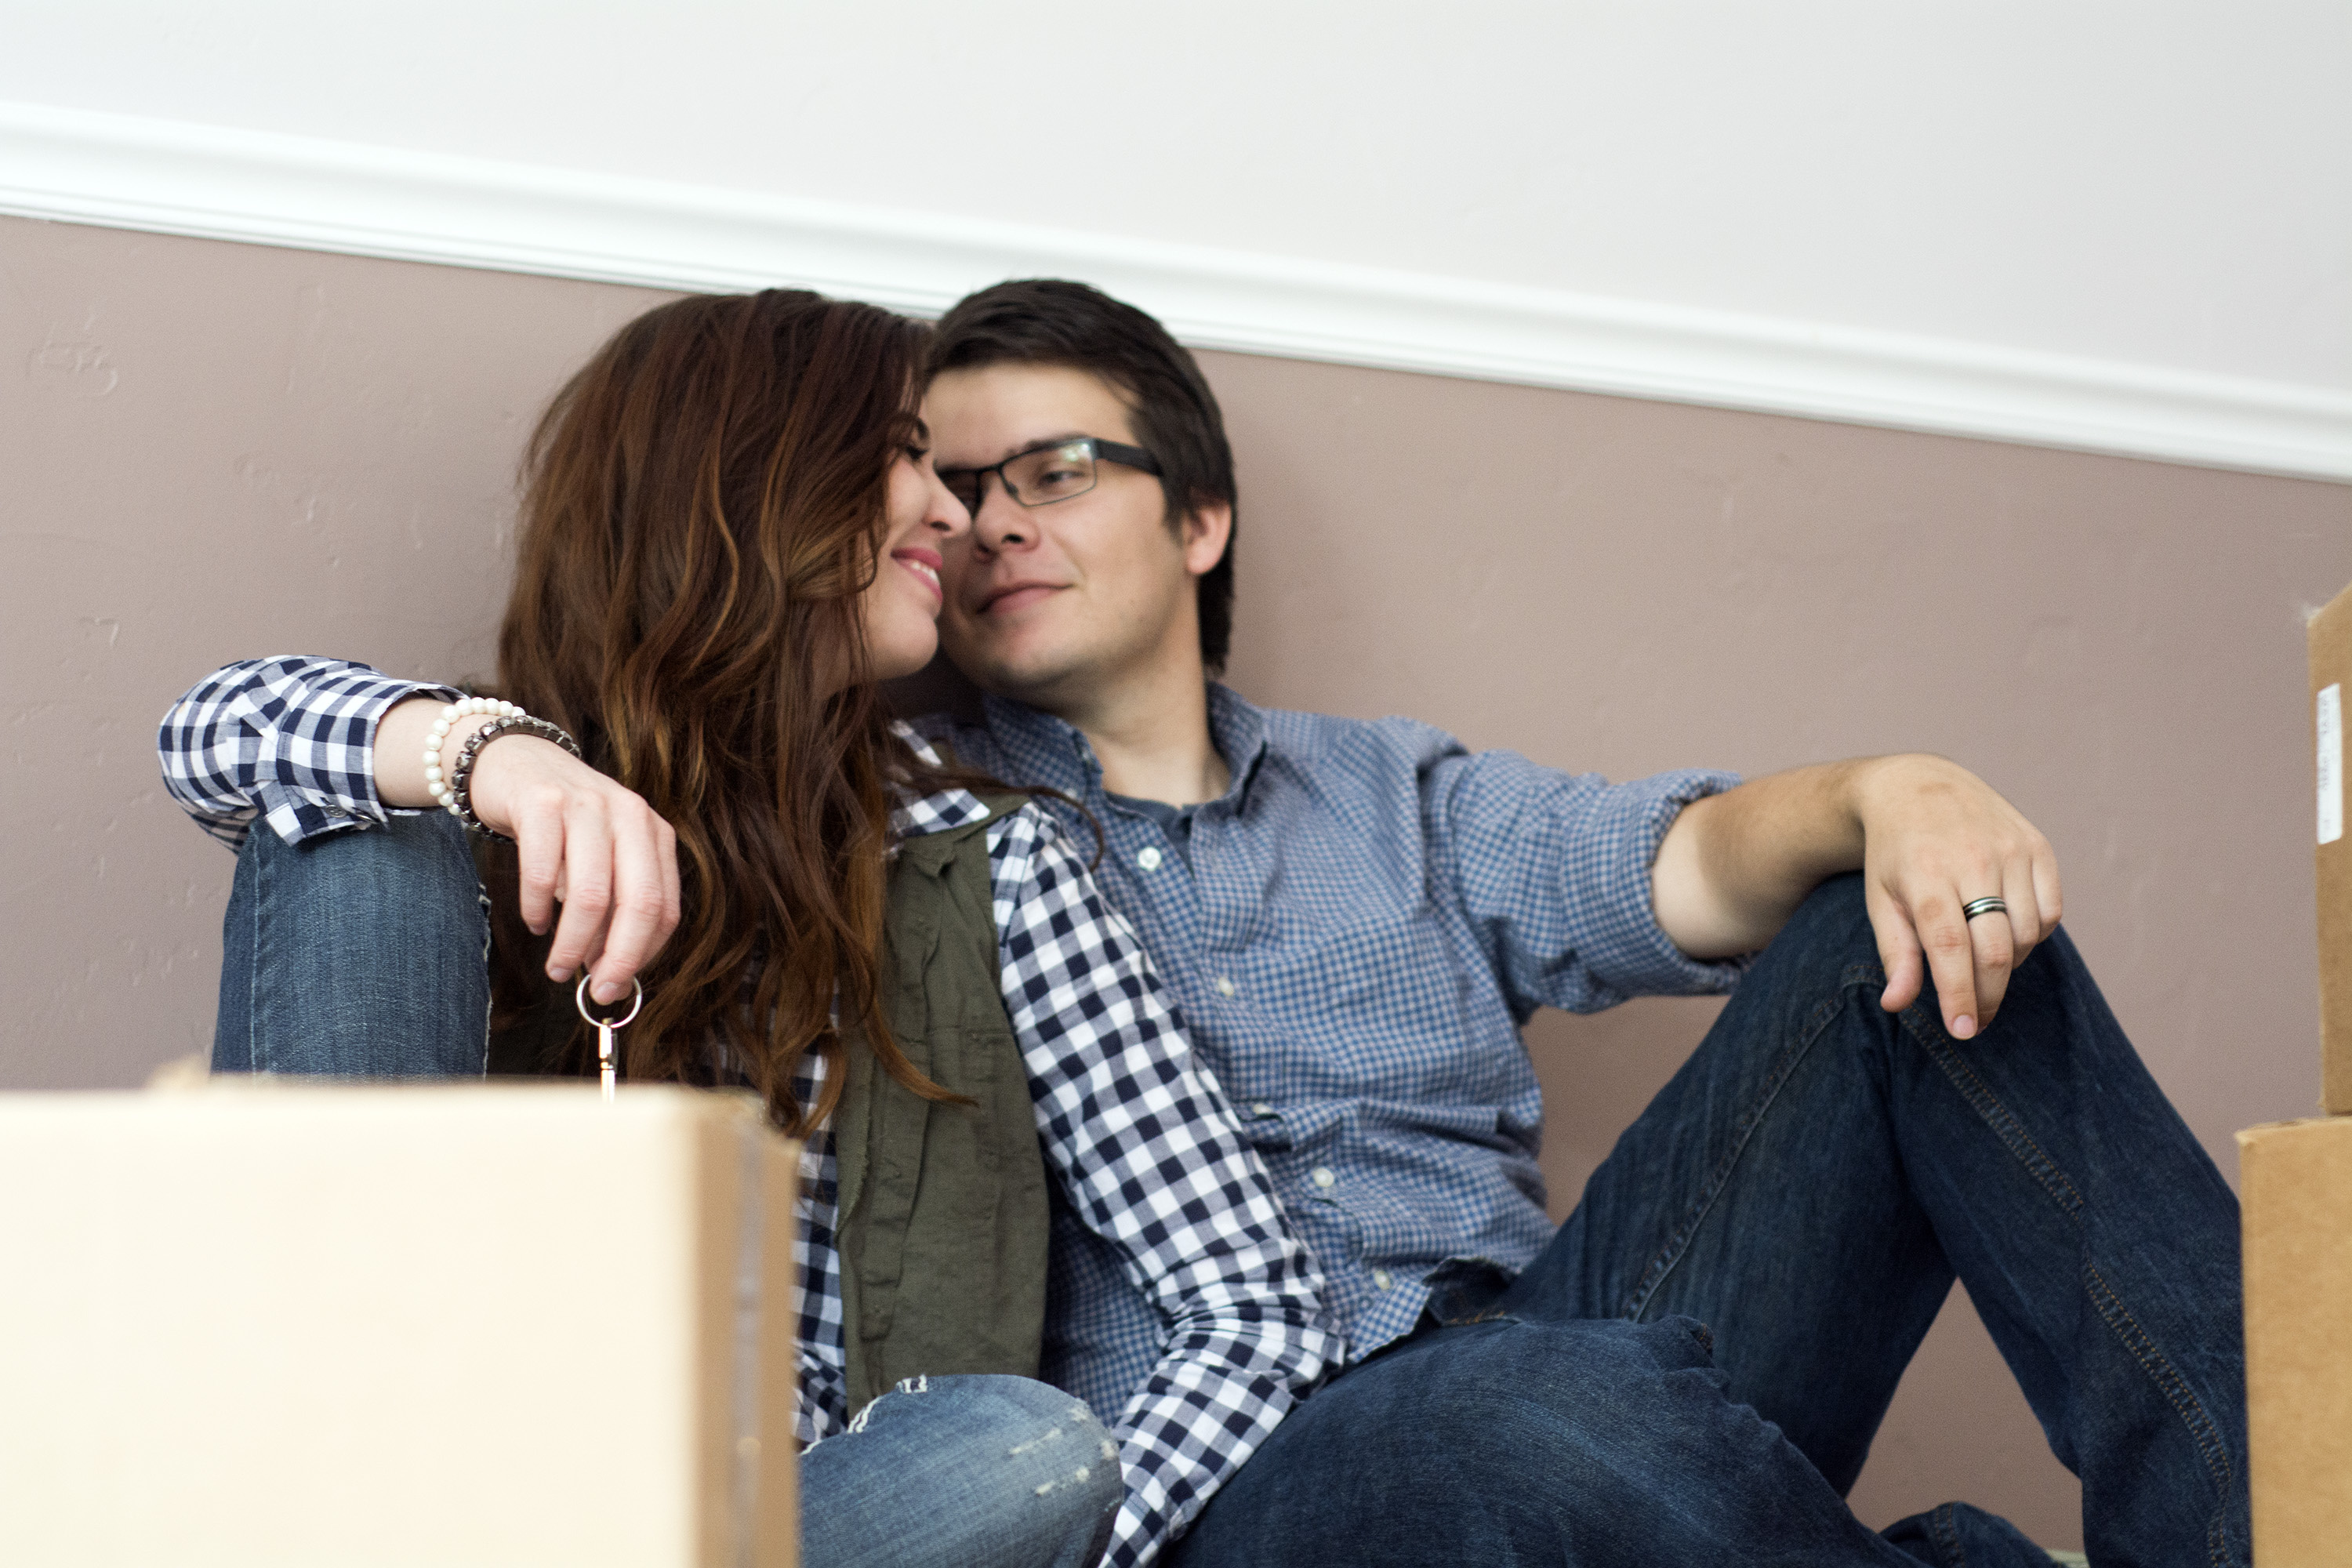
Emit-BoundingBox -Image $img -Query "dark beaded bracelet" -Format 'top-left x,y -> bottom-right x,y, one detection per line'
447,715 -> 584,842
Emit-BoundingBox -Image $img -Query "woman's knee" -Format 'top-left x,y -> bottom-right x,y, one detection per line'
224,812 -> 491,1076
807,1374 -> 1120,1568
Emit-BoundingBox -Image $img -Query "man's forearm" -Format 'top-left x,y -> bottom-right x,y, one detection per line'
1650,760 -> 1874,959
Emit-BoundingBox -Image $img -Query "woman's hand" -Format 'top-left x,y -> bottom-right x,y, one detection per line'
376,698 -> 682,1003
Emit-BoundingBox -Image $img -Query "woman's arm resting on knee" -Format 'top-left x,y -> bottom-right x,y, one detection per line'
157,656 -> 680,1007
1650,755 -> 2061,1040
376,699 -> 681,1004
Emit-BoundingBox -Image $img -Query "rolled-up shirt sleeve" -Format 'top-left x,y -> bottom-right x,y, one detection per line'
1422,739 -> 1748,1014
989,804 -> 1339,1568
157,655 -> 459,850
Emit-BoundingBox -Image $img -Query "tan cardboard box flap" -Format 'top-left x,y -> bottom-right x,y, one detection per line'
2313,579 -> 2352,1112
0,1083 -> 798,1568
2237,1116 -> 2352,1566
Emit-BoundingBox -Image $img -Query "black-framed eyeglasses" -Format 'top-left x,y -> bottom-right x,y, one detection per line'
937,436 -> 1162,513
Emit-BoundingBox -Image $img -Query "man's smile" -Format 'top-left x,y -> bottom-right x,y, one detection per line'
973,579 -> 1068,617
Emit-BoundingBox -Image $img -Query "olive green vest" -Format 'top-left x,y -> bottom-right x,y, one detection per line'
833,795 -> 1049,1405
485,795 -> 1049,1406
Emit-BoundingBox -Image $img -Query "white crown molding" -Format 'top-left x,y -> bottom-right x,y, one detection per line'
4,99 -> 2347,481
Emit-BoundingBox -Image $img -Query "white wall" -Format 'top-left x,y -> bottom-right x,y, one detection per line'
5,0 -> 2345,394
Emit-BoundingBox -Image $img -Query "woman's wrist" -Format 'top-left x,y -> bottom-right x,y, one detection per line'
374,695 -> 478,809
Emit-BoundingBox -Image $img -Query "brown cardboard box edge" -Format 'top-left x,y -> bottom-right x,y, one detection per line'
2238,1116 -> 2352,1566
2241,581 -> 2352,1567
2313,581 -> 2352,1113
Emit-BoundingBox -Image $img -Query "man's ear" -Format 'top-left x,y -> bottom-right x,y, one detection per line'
1180,501 -> 1233,579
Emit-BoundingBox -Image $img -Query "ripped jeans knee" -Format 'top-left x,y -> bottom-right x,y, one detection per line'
804,1374 -> 1123,1568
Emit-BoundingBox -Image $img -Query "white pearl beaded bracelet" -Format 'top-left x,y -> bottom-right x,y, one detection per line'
423,697 -> 583,840
423,697 -> 524,811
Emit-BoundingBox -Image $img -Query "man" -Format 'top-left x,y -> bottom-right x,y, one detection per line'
913,280 -> 2246,1566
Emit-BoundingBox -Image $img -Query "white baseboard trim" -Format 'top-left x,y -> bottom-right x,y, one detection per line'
5,99 -> 2347,481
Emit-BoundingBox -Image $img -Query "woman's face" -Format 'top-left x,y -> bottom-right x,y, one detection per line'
858,434 -> 972,683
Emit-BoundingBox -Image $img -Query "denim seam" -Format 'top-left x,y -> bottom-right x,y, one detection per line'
1621,987 -> 1844,1320
1894,1005 -> 2085,1222
474,884 -> 494,1076
1928,1501 -> 1967,1567
247,834 -> 269,1073
1900,1004 -> 2234,1567
2080,1262 -> 2234,1568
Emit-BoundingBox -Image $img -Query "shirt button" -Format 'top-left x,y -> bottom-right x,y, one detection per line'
1311,1167 -> 1336,1189
1248,1102 -> 1273,1117
1136,847 -> 1163,871
1373,1270 -> 1393,1290
1214,976 -> 1238,998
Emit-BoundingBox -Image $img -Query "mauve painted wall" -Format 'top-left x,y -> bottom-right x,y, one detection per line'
4,214 -> 2347,1550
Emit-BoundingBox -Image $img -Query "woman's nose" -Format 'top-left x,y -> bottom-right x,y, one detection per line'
927,474 -> 973,537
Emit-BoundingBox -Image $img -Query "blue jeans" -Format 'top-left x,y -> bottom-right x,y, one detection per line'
215,814 -> 1122,1568
1168,874 -> 2245,1568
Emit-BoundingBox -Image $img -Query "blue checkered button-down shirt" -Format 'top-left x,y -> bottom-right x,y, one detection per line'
924,684 -> 1744,1410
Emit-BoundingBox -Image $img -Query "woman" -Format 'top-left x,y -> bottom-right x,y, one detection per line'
158,290 -> 1334,1568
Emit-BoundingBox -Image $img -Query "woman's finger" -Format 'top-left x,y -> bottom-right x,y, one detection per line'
656,817 -> 682,942
588,804 -> 670,1004
512,789 -> 567,937
545,802 -> 615,985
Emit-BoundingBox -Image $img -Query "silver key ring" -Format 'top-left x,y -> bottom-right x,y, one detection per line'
576,976 -> 644,1102
574,975 -> 644,1029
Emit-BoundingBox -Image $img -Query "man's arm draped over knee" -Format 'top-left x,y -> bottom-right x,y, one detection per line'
1649,755 -> 2063,1039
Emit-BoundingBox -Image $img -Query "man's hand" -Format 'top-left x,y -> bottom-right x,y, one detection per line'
1652,754 -> 2062,1039
376,698 -> 682,1004
1849,755 -> 2060,1038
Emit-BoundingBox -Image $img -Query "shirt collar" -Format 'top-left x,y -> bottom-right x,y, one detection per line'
978,682 -> 1271,811
887,720 -> 993,840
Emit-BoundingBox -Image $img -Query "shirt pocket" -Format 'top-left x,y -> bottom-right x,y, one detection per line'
1315,904 -> 1475,1041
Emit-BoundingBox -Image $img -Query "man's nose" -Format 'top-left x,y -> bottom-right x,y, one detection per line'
969,481 -> 1034,553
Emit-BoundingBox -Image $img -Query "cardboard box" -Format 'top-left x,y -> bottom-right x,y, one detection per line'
2238,579 -> 2352,1566
2313,580 -> 2352,1113
2238,1116 -> 2352,1566
0,1083 -> 799,1567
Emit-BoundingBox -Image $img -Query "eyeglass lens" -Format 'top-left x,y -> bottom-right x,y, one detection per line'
941,441 -> 1098,512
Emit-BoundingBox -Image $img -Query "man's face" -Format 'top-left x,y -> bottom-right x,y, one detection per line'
924,363 -> 1223,710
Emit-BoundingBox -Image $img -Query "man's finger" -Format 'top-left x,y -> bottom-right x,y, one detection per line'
1916,894 -> 1982,1039
545,807 -> 615,985
1867,880 -> 1924,1014
2032,851 -> 2063,941
1965,886 -> 2016,1029
2002,858 -> 2041,967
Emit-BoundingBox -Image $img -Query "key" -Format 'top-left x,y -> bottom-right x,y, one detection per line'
574,976 -> 644,1104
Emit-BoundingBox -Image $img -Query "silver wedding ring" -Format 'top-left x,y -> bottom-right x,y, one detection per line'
1961,896 -> 2008,921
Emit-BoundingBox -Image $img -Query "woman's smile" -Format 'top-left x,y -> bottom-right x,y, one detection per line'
891,545 -> 944,602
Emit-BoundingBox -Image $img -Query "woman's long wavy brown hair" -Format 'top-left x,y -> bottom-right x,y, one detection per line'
489,288 -> 956,1134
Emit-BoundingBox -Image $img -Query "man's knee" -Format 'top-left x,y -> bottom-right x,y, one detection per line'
1769,870 -> 1878,967
1367,1317 -> 1731,1479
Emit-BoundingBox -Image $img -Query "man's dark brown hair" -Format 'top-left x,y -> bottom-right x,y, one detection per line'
928,279 -> 1239,673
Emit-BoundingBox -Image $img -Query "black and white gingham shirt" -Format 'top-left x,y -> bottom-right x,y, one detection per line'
160,657 -> 1340,1568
